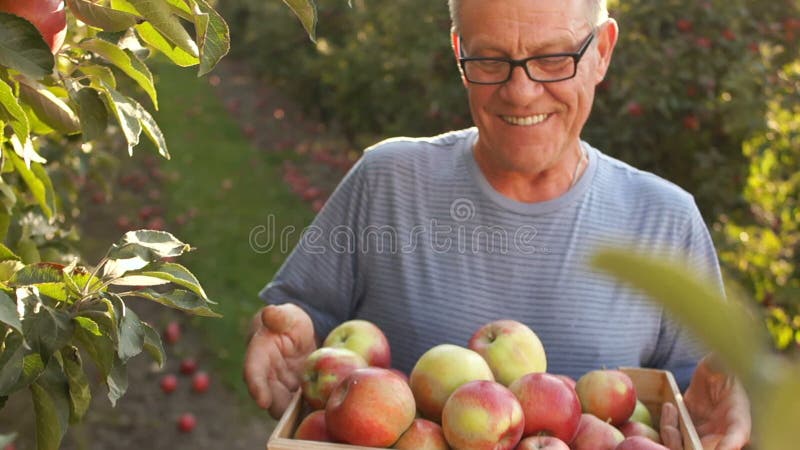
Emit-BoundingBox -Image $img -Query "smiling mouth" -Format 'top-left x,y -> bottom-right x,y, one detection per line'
500,113 -> 550,126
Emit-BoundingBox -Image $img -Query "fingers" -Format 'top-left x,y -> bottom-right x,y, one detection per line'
660,402 -> 683,450
243,331 -> 274,409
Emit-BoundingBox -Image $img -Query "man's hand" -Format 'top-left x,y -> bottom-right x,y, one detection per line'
243,304 -> 317,419
660,355 -> 751,450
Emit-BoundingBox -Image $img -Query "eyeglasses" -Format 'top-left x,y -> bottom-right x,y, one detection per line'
458,31 -> 596,84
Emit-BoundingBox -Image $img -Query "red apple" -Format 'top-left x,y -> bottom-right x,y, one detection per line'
0,0 -> 66,53
192,372 -> 210,393
616,436 -> 669,450
441,380 -> 524,450
553,374 -> 576,390
619,421 -> 661,443
179,358 -> 198,375
293,410 -> 331,442
515,435 -> 570,450
575,369 -> 637,426
468,319 -> 547,386
393,418 -> 449,450
570,414 -> 625,450
325,367 -> 416,447
164,321 -> 181,345
409,344 -> 494,422
160,374 -> 178,394
300,347 -> 367,410
323,319 -> 391,368
508,372 -> 581,443
177,413 -> 196,433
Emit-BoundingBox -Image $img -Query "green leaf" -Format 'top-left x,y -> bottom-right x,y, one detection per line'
5,352 -> 45,394
141,321 -> 164,367
135,100 -> 169,158
19,289 -> 74,363
108,230 -> 192,263
10,263 -> 63,285
136,21 -> 199,66
187,0 -> 230,76
111,0 -> 198,65
61,346 -> 91,423
73,323 -> 114,377
74,88 -> 108,142
17,78 -> 81,134
79,38 -> 159,109
30,359 -> 70,450
0,242 -> 21,262
115,298 -> 146,362
0,77 -> 31,143
281,0 -> 318,42
120,261 -> 208,300
97,81 -> 141,155
0,13 -> 54,79
6,151 -> 53,218
30,163 -> 57,221
66,0 -> 143,32
0,331 -> 24,395
78,64 -> 117,89
106,355 -> 128,406
125,0 -> 199,57
135,288 -> 221,317
0,291 -> 21,333
73,316 -> 102,336
591,248 -> 768,382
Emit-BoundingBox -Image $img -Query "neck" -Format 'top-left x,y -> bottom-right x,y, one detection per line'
474,142 -> 587,203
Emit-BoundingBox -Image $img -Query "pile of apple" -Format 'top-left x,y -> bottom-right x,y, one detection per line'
292,319 -> 670,450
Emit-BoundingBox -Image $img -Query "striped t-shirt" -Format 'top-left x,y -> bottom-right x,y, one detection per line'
260,127 -> 720,388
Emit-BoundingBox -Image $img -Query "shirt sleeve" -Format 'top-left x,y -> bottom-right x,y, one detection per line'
258,156 -> 370,343
649,201 -> 723,390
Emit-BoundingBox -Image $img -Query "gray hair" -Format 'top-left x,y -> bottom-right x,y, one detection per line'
448,0 -> 609,33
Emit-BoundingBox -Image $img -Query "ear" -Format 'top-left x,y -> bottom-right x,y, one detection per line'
593,19 -> 619,84
451,31 -> 468,87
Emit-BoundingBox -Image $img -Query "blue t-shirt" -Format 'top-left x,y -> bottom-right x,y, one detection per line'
260,128 -> 720,389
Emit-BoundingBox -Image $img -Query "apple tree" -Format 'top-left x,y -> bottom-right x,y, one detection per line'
0,0 -> 229,448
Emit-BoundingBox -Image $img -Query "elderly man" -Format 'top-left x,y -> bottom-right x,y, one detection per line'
244,0 -> 751,448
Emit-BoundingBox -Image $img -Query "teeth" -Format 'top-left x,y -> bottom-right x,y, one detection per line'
501,114 -> 549,126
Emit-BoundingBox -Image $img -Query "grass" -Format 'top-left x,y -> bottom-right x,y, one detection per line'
148,61 -> 316,400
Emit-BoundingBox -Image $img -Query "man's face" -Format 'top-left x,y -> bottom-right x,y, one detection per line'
456,0 -> 616,182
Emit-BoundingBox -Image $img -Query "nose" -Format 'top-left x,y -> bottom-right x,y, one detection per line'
499,65 -> 545,103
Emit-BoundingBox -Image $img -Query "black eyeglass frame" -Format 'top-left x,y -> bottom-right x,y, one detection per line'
458,30 -> 597,85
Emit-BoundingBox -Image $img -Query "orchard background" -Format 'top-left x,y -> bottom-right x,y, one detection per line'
0,0 -> 798,449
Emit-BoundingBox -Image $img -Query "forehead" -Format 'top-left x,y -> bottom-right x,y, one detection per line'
458,0 -> 588,46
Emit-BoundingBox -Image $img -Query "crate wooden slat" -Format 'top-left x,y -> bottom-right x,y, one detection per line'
267,367 -> 701,450
620,367 -> 702,450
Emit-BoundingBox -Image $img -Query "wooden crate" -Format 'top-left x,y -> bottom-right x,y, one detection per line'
267,367 -> 701,450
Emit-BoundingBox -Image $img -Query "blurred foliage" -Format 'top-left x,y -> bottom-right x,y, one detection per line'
222,0 -> 800,351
